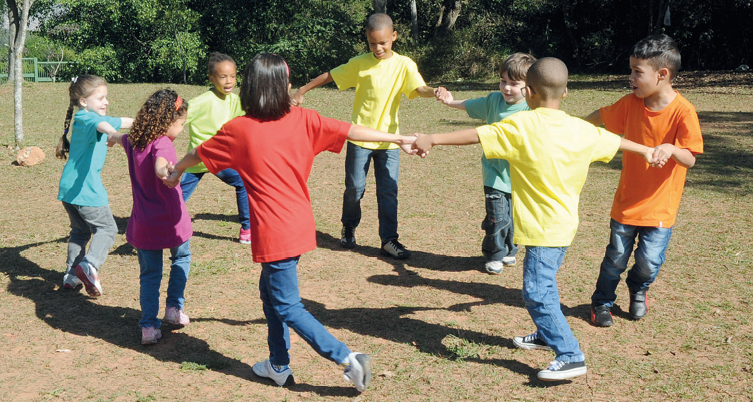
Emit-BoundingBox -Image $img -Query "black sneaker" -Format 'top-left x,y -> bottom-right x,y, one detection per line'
512,332 -> 553,351
629,289 -> 648,320
537,360 -> 587,381
340,226 -> 356,249
590,304 -> 613,327
380,239 -> 411,260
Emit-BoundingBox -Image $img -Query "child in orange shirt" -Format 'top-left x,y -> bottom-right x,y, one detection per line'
589,35 -> 703,327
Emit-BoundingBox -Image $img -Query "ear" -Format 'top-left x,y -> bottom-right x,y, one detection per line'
658,67 -> 670,81
79,97 -> 88,108
392,30 -> 398,41
287,83 -> 292,92
562,87 -> 568,99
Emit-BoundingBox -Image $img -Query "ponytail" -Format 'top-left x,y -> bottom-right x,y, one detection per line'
55,105 -> 74,160
55,75 -> 108,160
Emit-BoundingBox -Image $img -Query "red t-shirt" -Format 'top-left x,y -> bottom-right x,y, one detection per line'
600,92 -> 703,228
196,107 -> 350,263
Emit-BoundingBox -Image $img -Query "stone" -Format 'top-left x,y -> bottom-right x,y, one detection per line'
16,146 -> 46,166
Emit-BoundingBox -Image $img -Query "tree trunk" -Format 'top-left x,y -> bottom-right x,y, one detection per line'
8,0 -> 35,149
434,0 -> 461,38
410,0 -> 418,42
373,0 -> 387,14
7,7 -> 16,84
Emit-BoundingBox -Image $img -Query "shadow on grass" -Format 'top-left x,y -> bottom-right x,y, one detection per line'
0,239 -> 358,397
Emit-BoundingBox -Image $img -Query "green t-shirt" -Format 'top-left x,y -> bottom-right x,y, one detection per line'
185,90 -> 244,173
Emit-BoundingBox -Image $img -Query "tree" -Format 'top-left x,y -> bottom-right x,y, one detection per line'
434,0 -> 462,38
6,0 -> 35,149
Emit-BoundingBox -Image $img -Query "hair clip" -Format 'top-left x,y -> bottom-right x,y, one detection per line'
71,76 -> 78,83
175,96 -> 183,111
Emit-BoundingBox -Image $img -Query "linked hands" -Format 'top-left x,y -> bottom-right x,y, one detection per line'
162,163 -> 181,188
434,87 -> 454,104
411,134 -> 432,158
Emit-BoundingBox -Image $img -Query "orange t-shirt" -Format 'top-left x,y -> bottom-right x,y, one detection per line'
601,92 -> 703,228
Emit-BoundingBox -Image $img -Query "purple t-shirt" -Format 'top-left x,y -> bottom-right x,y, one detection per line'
123,135 -> 192,250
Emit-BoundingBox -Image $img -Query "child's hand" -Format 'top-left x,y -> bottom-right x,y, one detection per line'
412,134 -> 433,158
397,136 -> 417,155
290,91 -> 304,106
162,171 -> 182,188
435,87 -> 454,104
106,138 -> 117,147
650,143 -> 673,168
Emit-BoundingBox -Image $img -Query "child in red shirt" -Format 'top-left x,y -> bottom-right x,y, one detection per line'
167,53 -> 416,392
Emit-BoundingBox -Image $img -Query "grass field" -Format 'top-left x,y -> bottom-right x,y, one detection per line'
0,72 -> 752,401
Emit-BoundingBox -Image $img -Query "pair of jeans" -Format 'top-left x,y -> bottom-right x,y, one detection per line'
341,142 -> 401,243
591,219 -> 673,307
481,186 -> 517,262
62,202 -> 118,274
522,246 -> 584,363
260,256 -> 351,366
137,239 -> 191,328
180,169 -> 251,230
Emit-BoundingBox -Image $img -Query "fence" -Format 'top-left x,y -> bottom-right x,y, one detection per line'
0,58 -> 73,83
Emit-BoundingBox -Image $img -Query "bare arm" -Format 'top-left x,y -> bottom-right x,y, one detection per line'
412,128 -> 480,158
414,85 -> 437,98
585,109 -> 603,126
291,72 -> 334,105
119,117 -> 134,129
347,125 -> 416,154
652,143 -> 696,168
155,156 -> 170,180
106,132 -> 126,147
164,148 -> 202,188
619,138 -> 655,165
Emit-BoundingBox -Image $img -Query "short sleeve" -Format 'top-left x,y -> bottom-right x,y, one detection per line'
306,110 -> 350,155
464,96 -> 490,121
591,127 -> 622,163
675,108 -> 703,154
600,95 -> 632,134
477,119 -> 519,161
401,60 -> 427,99
196,129 -> 233,174
330,59 -> 359,91
151,136 -> 178,164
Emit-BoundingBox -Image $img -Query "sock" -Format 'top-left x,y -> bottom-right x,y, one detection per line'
271,364 -> 289,373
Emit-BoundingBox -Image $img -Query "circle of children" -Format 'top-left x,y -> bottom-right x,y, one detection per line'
53,12 -> 703,390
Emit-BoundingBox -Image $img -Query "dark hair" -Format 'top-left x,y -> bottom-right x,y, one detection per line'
500,53 -> 537,82
526,57 -> 568,100
366,13 -> 393,32
240,53 -> 291,121
129,89 -> 188,150
630,34 -> 681,79
55,75 -> 107,160
208,52 -> 236,76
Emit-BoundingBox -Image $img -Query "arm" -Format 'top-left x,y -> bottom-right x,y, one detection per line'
652,143 -> 696,168
106,132 -> 127,148
434,87 -> 467,110
154,156 -> 171,180
619,138 -> 656,165
585,109 -> 603,126
347,125 -> 416,155
163,148 -> 202,188
119,117 -> 134,129
412,128 -> 480,158
291,72 -> 334,105
414,85 -> 437,98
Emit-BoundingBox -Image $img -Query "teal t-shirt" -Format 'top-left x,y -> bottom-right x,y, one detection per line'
58,110 -> 122,207
464,92 -> 529,192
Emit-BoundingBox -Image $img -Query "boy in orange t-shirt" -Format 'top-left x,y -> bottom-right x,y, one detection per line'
589,35 -> 703,327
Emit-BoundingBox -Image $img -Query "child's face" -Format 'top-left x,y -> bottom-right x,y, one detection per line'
629,57 -> 667,99
165,114 -> 187,142
499,71 -> 526,104
366,27 -> 397,60
209,61 -> 237,96
80,85 -> 109,116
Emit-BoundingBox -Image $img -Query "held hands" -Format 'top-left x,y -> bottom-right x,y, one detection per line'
411,134 -> 433,158
162,163 -> 181,188
397,135 -> 418,155
434,87 -> 454,104
649,144 -> 673,168
290,90 -> 304,106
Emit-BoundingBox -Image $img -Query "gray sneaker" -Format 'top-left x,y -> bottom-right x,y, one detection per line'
381,239 -> 411,260
485,260 -> 504,275
537,360 -> 587,381
63,273 -> 82,289
513,332 -> 553,351
340,226 -> 356,249
343,352 -> 371,392
253,359 -> 294,386
502,256 -> 516,266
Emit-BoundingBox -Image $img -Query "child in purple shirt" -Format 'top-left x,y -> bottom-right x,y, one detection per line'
109,89 -> 193,345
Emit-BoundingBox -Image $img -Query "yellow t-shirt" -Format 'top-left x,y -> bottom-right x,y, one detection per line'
330,52 -> 426,150
185,90 -> 244,173
477,108 -> 622,247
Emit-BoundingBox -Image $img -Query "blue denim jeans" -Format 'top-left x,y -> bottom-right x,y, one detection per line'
522,246 -> 584,363
137,239 -> 191,328
341,142 -> 400,243
482,187 -> 517,262
180,169 -> 251,230
591,219 -> 673,307
260,257 -> 351,366
62,202 -> 118,274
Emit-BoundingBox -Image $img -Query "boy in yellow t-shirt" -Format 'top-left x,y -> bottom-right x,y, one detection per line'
291,13 -> 436,259
412,58 -> 664,381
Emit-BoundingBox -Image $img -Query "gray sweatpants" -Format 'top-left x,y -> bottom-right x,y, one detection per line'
62,202 -> 118,274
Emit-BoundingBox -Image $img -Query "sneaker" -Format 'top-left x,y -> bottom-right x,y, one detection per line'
502,256 -> 516,266
340,226 -> 356,249
537,360 -> 587,381
629,289 -> 648,320
239,228 -> 252,245
380,239 -> 411,260
63,273 -> 82,289
141,326 -> 162,345
590,304 -> 614,327
484,260 -> 504,275
163,306 -> 190,326
75,262 -> 102,297
513,332 -> 553,351
252,359 -> 294,386
342,352 -> 371,392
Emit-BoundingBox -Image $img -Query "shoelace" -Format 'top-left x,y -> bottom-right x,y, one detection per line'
523,333 -> 538,343
546,360 -> 567,371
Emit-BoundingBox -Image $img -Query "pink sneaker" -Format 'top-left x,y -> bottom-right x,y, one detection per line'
141,326 -> 162,345
163,306 -> 190,326
239,228 -> 251,245
75,262 -> 102,297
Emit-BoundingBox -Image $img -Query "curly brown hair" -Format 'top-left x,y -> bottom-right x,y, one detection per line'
129,89 -> 188,150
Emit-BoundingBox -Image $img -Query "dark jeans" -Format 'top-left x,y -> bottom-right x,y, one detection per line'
481,187 -> 517,262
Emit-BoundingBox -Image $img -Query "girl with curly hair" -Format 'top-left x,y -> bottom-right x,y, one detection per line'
109,89 -> 192,345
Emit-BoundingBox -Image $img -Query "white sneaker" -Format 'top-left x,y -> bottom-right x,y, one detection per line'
252,359 -> 294,386
485,260 -> 504,275
343,352 -> 371,392
63,273 -> 82,289
537,360 -> 587,381
75,262 -> 102,297
163,306 -> 190,326
502,256 -> 516,266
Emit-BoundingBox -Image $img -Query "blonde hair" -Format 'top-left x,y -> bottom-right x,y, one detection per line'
55,75 -> 107,160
